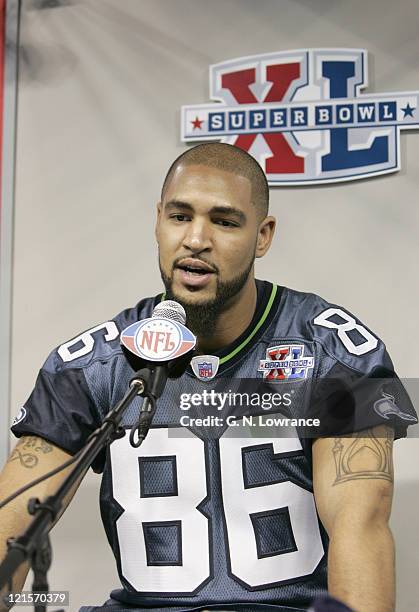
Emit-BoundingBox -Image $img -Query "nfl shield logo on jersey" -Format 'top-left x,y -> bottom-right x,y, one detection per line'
191,355 -> 220,380
259,345 -> 314,381
181,49 -> 419,185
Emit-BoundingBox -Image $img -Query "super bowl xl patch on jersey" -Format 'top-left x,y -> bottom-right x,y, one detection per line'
191,355 -> 220,380
259,344 -> 314,381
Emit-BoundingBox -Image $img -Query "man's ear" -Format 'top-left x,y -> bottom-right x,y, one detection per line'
155,201 -> 162,240
256,215 -> 276,258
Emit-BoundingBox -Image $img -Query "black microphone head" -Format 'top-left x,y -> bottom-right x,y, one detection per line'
152,300 -> 186,325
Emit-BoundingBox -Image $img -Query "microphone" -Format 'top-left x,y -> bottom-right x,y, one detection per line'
120,300 -> 196,447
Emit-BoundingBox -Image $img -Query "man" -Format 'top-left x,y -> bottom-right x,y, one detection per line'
0,143 -> 417,612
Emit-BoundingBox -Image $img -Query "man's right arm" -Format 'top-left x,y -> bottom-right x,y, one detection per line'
0,435 -> 82,608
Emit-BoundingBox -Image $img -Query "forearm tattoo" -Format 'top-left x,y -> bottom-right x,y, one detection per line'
7,436 -> 53,469
332,426 -> 394,485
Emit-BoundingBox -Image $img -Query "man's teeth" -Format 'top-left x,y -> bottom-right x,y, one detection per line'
185,266 -> 207,274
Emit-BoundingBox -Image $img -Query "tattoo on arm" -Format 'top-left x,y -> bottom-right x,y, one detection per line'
332,426 -> 394,485
7,436 -> 53,469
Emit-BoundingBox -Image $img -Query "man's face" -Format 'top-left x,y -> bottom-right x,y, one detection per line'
156,164 -> 259,308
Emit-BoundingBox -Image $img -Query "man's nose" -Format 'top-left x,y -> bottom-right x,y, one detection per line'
182,219 -> 212,253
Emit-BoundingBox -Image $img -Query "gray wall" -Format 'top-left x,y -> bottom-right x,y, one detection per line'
8,0 -> 419,609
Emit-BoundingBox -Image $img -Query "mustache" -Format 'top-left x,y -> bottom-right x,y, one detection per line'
172,256 -> 219,274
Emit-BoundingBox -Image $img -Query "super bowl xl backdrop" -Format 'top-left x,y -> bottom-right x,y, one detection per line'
182,49 -> 419,185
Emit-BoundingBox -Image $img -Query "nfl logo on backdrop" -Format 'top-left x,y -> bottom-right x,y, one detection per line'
259,345 -> 314,381
181,49 -> 419,185
191,355 -> 220,380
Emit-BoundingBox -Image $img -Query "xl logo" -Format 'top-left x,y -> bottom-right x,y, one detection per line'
181,49 -> 419,185
258,345 -> 314,381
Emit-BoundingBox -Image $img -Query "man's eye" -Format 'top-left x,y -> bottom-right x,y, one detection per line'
170,214 -> 190,222
215,219 -> 238,227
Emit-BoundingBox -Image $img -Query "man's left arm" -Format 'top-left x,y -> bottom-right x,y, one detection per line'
312,424 -> 395,612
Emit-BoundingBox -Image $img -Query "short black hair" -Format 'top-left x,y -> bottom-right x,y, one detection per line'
161,143 -> 269,219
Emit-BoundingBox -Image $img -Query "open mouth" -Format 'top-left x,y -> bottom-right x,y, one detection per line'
178,265 -> 211,276
175,259 -> 216,287
176,260 -> 215,276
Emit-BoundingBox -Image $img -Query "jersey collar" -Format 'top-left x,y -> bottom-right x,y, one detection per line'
157,280 -> 283,375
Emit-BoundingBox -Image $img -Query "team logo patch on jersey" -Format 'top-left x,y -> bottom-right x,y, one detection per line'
259,345 -> 314,381
191,355 -> 220,380
12,407 -> 27,426
121,318 -> 196,362
373,391 -> 417,422
181,49 -> 419,185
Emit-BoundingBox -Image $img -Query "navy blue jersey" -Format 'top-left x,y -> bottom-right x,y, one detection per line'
12,281 -> 417,611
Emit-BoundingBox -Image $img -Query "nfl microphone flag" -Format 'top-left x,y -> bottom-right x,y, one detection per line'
0,0 -> 19,466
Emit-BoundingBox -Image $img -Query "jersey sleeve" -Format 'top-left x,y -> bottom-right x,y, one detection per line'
10,299 -> 155,472
310,304 -> 418,439
11,343 -> 109,473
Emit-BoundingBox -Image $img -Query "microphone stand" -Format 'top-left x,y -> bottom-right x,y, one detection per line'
0,370 -> 151,612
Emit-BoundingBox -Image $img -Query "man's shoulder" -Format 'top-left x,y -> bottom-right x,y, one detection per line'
43,294 -> 160,374
279,285 -> 332,318
272,285 -> 344,338
269,285 -> 388,373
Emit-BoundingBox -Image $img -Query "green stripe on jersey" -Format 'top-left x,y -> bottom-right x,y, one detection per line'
219,284 -> 277,365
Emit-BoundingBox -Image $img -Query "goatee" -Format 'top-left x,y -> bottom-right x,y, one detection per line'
160,258 -> 254,338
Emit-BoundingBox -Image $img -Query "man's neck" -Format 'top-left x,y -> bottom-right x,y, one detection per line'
196,279 -> 258,354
